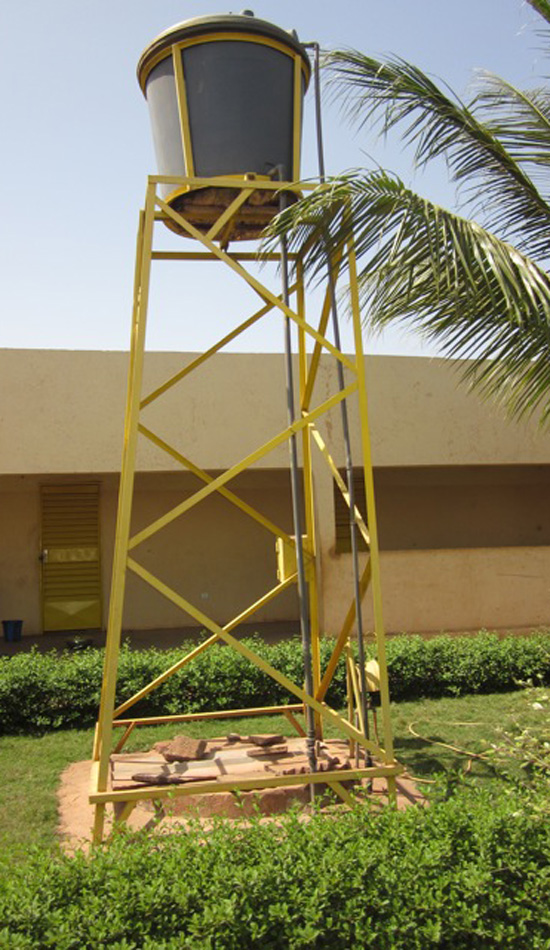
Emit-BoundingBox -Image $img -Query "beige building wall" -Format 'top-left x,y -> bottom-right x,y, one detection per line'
321,545 -> 550,636
1,349 -> 550,636
0,478 -> 40,628
0,471 -> 298,636
316,457 -> 550,635
2,349 -> 550,475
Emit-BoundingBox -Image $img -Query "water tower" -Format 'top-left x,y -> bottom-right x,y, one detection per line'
91,12 -> 400,841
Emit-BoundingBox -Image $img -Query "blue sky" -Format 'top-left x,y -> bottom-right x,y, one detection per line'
0,1 -> 545,355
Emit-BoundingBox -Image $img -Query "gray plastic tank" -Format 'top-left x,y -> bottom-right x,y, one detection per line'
137,12 -> 310,239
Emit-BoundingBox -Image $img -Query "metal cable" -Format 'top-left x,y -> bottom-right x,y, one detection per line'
278,185 -> 318,793
309,41 -> 372,762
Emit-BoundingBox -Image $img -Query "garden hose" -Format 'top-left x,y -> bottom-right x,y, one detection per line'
407,721 -> 492,760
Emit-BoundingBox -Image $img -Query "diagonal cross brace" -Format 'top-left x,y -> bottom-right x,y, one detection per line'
127,555 -> 384,759
140,293 -> 296,409
310,424 -> 371,548
156,196 -> 356,374
138,423 -> 294,547
113,571 -> 298,719
128,382 -> 358,550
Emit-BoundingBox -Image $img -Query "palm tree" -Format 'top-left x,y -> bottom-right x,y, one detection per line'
273,0 -> 550,423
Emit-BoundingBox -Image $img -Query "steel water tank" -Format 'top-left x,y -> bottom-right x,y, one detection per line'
137,12 -> 310,239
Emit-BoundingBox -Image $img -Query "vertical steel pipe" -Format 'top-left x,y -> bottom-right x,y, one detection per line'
279,190 -> 317,790
310,42 -> 372,761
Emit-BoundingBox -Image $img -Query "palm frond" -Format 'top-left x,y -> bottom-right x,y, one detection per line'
324,51 -> 550,260
528,0 -> 550,26
270,171 -> 550,421
472,74 -> 550,172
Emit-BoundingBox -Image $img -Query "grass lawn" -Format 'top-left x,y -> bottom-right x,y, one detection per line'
0,686 -> 547,864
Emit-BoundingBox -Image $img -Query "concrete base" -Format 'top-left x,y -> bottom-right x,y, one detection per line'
59,736 -> 425,852
111,737 -> 422,819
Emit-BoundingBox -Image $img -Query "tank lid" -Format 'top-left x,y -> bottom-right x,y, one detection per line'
137,12 -> 311,92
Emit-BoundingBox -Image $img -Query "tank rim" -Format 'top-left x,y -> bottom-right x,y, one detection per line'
137,13 -> 311,93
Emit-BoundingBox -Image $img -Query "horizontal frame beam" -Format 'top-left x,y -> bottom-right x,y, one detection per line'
148,174 -> 320,192
90,763 -> 404,805
150,251 -> 295,262
113,704 -> 305,728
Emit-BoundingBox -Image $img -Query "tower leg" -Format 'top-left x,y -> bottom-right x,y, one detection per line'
348,237 -> 396,776
297,263 -> 322,737
92,804 -> 106,846
279,227 -> 317,783
92,183 -> 156,840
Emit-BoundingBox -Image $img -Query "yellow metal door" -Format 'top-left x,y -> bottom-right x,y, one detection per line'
40,484 -> 102,631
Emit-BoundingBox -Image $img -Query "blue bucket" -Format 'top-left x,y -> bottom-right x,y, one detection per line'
2,620 -> 23,642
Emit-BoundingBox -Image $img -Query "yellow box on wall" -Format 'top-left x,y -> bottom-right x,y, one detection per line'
276,535 -> 314,582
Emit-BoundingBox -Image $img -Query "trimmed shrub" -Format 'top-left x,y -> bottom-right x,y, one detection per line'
0,786 -> 549,948
387,631 -> 550,700
0,631 -> 548,735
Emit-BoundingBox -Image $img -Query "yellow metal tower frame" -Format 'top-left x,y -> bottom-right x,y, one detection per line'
90,174 -> 402,843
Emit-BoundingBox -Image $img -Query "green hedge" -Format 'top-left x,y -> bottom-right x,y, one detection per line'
0,787 -> 549,948
0,631 -> 549,735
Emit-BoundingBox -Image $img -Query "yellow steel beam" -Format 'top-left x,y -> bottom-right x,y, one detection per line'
95,185 -> 156,806
113,572 -> 297,718
310,425 -> 371,548
348,237 -> 396,782
112,704 -> 304,728
283,708 -> 306,737
140,294 -> 294,408
327,781 -> 356,807
113,722 -> 136,754
92,805 -> 106,845
316,559 -> 372,703
347,652 -> 365,734
128,383 -> 358,551
205,187 -> 254,242
151,251 -> 290,262
92,722 -> 100,761
112,801 -> 137,827
301,250 -> 344,412
297,264 -> 321,736
89,759 -> 99,797
149,174 -> 319,192
90,763 -> 403,806
90,760 -> 104,845
172,44 -> 194,176
138,424 -> 295,546
156,196 -> 356,374
292,53 -> 302,180
127,556 -> 381,757
114,636 -> 219,721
